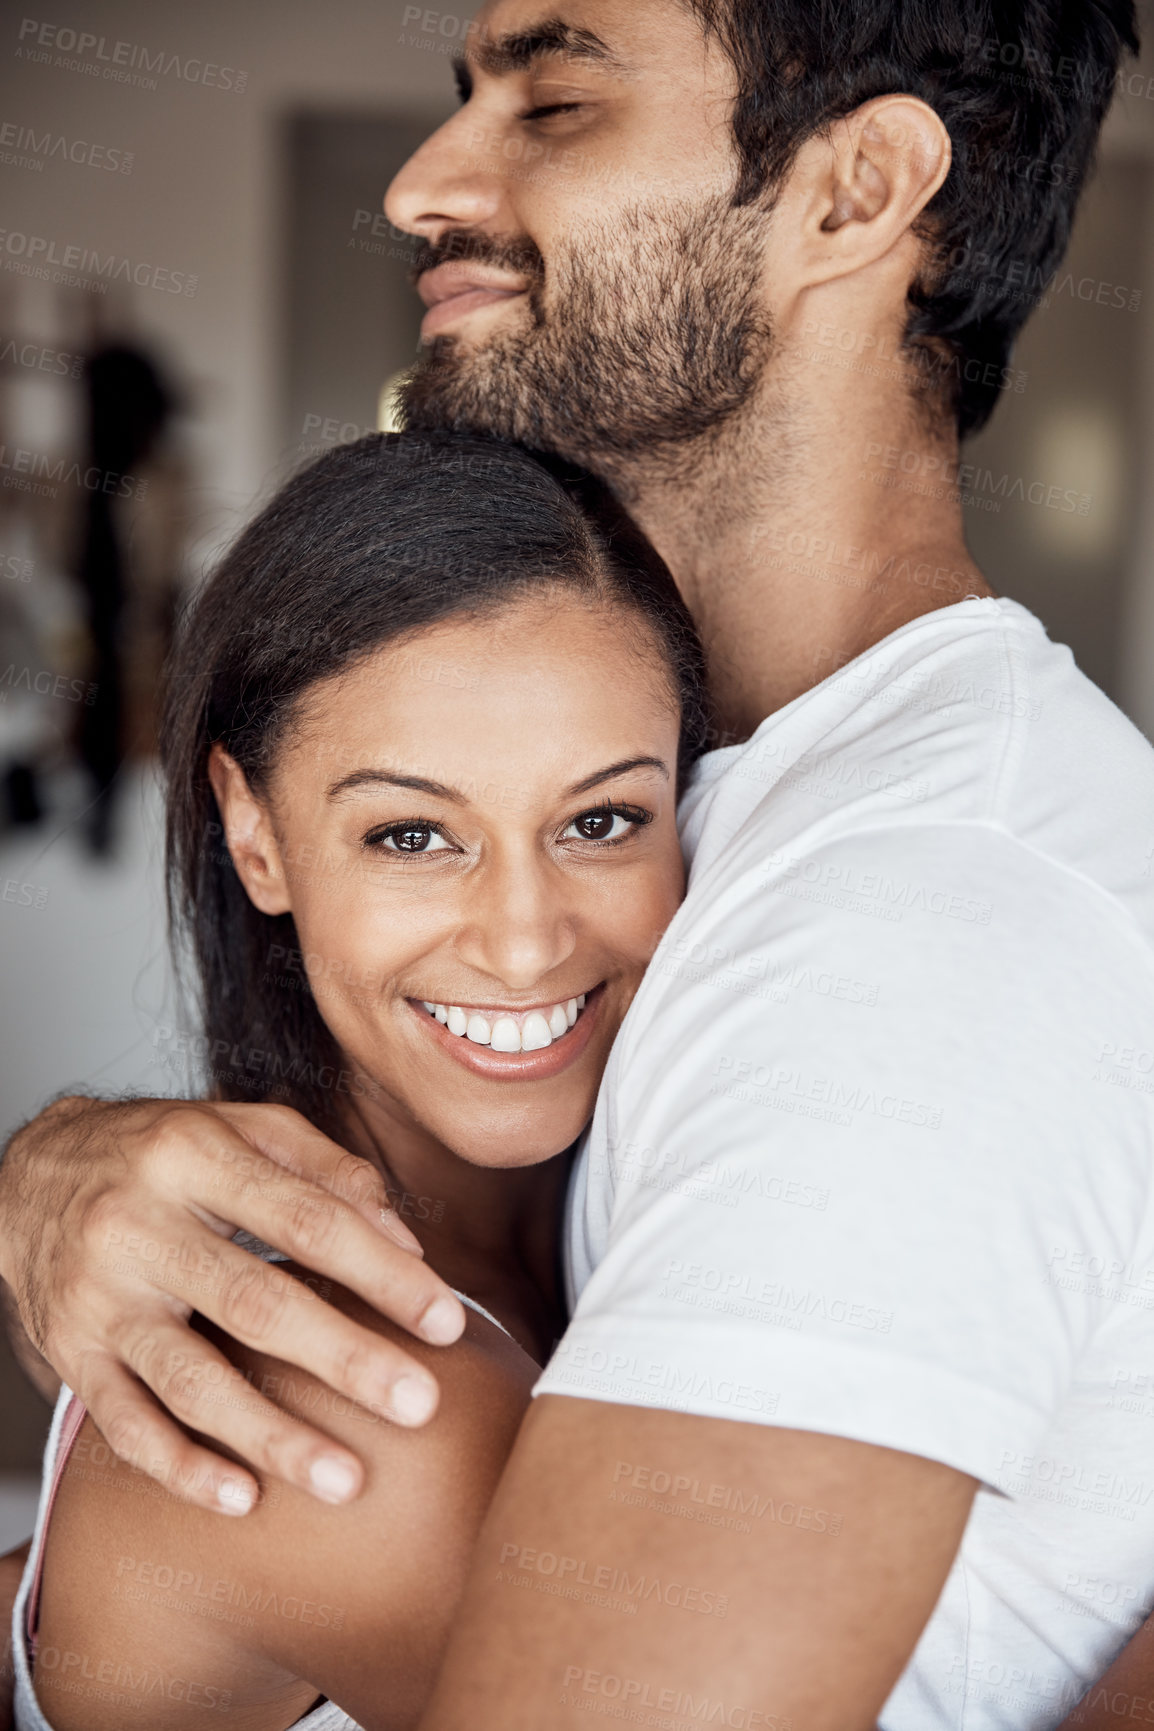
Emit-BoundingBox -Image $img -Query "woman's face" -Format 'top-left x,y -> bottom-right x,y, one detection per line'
216,593 -> 685,1169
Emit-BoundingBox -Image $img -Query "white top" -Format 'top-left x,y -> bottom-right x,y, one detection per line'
534,597 -> 1154,1730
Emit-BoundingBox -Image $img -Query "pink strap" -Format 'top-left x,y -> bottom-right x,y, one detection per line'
26,1395 -> 87,1658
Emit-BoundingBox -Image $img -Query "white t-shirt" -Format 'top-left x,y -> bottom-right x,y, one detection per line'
534,597 -> 1154,1730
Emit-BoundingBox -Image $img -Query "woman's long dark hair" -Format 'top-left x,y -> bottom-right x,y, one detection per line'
161,430 -> 710,1134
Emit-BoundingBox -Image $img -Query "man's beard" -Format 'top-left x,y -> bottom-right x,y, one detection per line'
401,191 -> 774,478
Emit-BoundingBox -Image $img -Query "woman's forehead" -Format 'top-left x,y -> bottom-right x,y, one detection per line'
274,602 -> 680,804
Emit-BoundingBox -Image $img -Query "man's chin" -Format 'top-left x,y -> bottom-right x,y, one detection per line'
399,343 -> 564,455
401,344 -> 508,438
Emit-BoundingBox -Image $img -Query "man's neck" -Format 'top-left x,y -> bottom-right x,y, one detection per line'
604,368 -> 992,741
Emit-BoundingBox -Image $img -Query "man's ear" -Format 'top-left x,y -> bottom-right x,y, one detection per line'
778,93 -> 951,291
207,744 -> 292,917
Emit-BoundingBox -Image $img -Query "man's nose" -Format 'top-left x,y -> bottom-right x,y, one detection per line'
385,112 -> 507,243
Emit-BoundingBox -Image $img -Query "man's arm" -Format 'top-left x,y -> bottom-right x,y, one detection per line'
1057,1621 -> 1154,1729
417,1396 -> 977,1731
0,1095 -> 467,1514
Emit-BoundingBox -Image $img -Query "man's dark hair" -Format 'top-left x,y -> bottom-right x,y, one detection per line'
161,430 -> 709,1135
686,0 -> 1139,436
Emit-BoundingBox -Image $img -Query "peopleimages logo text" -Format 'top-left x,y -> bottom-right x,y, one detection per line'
0,230 -> 195,295
15,19 -> 248,92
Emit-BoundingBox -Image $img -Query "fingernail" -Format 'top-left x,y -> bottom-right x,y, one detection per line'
217,1477 -> 257,1516
420,1294 -> 465,1345
309,1454 -> 360,1505
391,1374 -> 437,1426
378,1208 -> 423,1254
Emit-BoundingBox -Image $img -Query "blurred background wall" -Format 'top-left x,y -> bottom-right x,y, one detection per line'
0,0 -> 1152,1537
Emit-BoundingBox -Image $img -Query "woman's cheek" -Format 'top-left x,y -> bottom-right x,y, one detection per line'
286,882 -> 374,1006
627,858 -> 685,965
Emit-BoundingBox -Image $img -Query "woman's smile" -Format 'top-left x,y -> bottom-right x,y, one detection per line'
405,983 -> 604,1081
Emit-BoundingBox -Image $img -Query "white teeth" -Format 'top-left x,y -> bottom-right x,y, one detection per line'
423,994 -> 591,1052
490,1016 -> 522,1053
521,1012 -> 553,1052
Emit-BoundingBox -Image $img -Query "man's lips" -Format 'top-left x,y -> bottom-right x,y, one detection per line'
417,264 -> 528,337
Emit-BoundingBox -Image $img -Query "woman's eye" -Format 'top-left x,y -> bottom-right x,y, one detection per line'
563,807 -> 646,844
369,823 -> 452,855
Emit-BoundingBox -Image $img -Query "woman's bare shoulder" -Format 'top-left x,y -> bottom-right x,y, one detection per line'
197,1265 -> 540,1727
37,1267 -> 538,1731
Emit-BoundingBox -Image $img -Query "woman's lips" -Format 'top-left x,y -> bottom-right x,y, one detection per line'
419,284 -> 526,339
407,984 -> 605,1081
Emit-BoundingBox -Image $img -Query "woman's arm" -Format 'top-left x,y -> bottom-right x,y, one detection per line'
34,1271 -> 536,1731
0,1096 -> 467,1512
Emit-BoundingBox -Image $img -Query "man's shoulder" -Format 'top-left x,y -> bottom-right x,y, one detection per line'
682,600 -> 1154,942
653,814 -> 1154,1046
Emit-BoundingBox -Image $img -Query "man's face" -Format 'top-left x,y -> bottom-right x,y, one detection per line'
385,0 -> 775,469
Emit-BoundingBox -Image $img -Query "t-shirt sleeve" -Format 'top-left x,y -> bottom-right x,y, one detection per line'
534,822 -> 1153,1488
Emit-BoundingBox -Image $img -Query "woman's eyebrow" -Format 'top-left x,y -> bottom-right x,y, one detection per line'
327,769 -> 466,803
565,757 -> 670,798
326,758 -> 669,803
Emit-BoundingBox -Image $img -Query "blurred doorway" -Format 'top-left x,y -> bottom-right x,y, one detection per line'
282,112 -> 439,471
960,155 -> 1151,706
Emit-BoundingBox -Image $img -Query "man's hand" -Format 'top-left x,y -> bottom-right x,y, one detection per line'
0,1097 -> 465,1515
417,1397 -> 977,1731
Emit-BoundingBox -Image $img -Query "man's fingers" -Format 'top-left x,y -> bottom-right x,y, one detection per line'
112,1318 -> 418,1504
92,1109 -> 466,1348
109,1230 -> 451,1425
206,1104 -> 424,1251
5,1098 -> 468,1513
78,1354 -> 262,1516
210,1173 -> 464,1346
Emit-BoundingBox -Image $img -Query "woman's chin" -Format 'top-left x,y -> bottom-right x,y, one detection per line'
440,1123 -> 587,1170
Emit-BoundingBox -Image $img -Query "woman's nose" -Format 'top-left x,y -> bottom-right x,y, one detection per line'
385,111 -> 507,243
453,861 -> 579,993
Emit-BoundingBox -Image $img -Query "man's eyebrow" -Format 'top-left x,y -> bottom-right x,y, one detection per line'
565,756 -> 670,798
463,18 -> 629,81
327,769 -> 466,804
